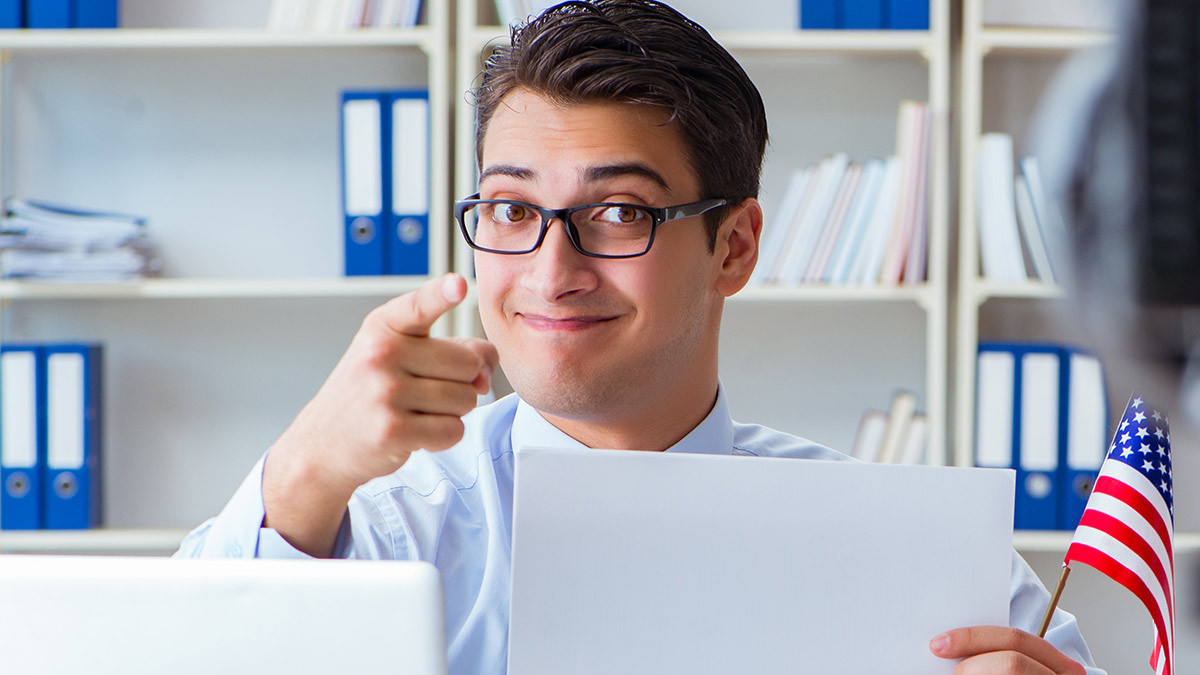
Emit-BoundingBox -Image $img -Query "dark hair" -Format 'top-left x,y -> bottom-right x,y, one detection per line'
472,0 -> 769,249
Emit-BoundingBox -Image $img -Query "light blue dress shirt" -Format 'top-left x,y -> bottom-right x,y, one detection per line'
177,388 -> 1104,675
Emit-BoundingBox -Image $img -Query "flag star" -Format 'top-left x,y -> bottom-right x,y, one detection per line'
1133,397 -> 1144,408
1133,411 -> 1146,423
1136,427 -> 1150,439
1158,446 -> 1168,457
1140,442 -> 1153,454
1121,420 -> 1131,431
1121,446 -> 1134,458
1162,480 -> 1170,493
1120,432 -> 1132,444
1143,459 -> 1156,472
1152,411 -> 1163,422
1155,428 -> 1166,441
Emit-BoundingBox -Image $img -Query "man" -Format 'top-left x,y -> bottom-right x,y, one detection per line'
179,2 -> 1099,673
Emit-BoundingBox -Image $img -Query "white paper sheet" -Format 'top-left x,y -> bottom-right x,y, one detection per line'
509,447 -> 1015,675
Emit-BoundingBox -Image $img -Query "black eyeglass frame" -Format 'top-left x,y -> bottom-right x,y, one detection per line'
454,194 -> 728,259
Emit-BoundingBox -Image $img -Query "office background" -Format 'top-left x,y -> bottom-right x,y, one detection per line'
0,1 -> 1193,673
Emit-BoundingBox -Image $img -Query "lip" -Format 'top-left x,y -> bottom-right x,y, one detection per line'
517,313 -> 619,331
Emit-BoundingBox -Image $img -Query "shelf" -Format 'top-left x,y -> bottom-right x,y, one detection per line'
468,26 -> 936,58
735,283 -> 934,308
970,280 -> 1066,304
1014,530 -> 1200,554
0,276 -> 430,300
978,27 -> 1114,56
0,27 -> 434,52
0,528 -> 189,555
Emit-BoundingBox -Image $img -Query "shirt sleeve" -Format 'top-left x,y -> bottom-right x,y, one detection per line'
1008,550 -> 1107,675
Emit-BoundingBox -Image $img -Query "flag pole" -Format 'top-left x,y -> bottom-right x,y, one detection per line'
1038,563 -> 1072,638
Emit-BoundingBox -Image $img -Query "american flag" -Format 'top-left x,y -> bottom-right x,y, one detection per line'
1064,394 -> 1174,675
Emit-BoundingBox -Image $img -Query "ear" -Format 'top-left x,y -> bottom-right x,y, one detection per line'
713,197 -> 762,298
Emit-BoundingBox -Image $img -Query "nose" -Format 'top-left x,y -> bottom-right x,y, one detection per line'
522,216 -> 598,302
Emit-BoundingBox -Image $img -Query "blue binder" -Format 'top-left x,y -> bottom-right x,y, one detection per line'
26,0 -> 71,28
886,0 -> 929,30
386,89 -> 431,276
72,0 -> 119,28
42,344 -> 102,529
1,344 -> 45,530
843,0 -> 884,29
800,0 -> 839,29
0,0 -> 22,28
341,91 -> 387,276
1057,347 -> 1108,531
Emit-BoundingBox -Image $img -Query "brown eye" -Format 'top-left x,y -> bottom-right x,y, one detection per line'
596,205 -> 646,224
500,204 -> 528,223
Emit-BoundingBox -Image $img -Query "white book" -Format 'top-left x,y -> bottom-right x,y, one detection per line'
767,164 -> 825,283
850,409 -> 888,463
777,153 -> 849,285
850,156 -> 901,285
751,168 -> 812,286
1014,174 -> 1056,283
308,0 -> 342,31
371,0 -> 403,27
902,104 -> 932,285
826,159 -> 883,284
340,0 -> 367,28
879,102 -> 922,285
1019,156 -> 1061,284
977,133 -> 1028,282
877,390 -> 918,464
982,0 -> 1117,30
804,162 -> 862,283
898,413 -> 928,465
266,0 -> 292,29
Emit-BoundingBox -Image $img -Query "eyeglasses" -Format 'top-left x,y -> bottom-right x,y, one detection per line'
454,194 -> 727,259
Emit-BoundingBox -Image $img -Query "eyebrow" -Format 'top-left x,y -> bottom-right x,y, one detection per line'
477,162 -> 671,192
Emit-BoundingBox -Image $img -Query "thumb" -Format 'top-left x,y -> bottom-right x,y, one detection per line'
376,273 -> 467,337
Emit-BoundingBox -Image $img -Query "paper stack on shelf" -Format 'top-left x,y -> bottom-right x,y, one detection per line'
0,200 -> 160,282
976,135 -> 1060,284
752,100 -> 930,287
267,0 -> 422,31
850,389 -> 928,465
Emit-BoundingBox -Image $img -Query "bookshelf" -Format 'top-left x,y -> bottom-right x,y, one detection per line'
454,0 -> 951,465
0,0 -> 452,549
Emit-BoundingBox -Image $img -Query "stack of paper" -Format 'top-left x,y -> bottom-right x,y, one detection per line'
752,100 -> 931,287
0,200 -> 160,282
267,0 -> 423,30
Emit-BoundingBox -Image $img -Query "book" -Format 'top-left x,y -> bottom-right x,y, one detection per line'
977,133 -> 1028,282
877,389 -> 918,464
1013,173 -> 1056,283
804,161 -> 862,282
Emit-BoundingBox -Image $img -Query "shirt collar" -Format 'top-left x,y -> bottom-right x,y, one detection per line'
510,383 -> 736,455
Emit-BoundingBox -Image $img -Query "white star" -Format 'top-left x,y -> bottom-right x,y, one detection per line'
1140,442 -> 1153,454
1158,446 -> 1168,457
1121,420 -> 1131,431
1136,427 -> 1150,439
1152,411 -> 1163,422
1162,480 -> 1170,493
1133,411 -> 1146,423
1144,459 -> 1156,472
1155,428 -> 1166,441
1121,446 -> 1134,458
1120,432 -> 1132,444
1133,397 -> 1144,408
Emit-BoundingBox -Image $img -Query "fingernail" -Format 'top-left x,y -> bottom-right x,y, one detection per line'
442,274 -> 461,302
929,634 -> 948,653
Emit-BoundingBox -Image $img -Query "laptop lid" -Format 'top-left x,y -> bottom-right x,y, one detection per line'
0,555 -> 447,675
509,447 -> 1014,675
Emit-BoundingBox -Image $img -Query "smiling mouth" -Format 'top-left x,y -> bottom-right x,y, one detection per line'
517,313 -> 619,331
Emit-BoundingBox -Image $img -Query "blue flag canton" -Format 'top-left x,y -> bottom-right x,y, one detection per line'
1107,396 -> 1174,520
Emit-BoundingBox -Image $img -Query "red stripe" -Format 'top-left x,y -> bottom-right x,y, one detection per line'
1091,476 -> 1173,573
1075,510 -> 1173,621
1067,544 -> 1172,675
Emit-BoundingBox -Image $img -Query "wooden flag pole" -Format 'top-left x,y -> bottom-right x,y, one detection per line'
1038,564 -> 1072,638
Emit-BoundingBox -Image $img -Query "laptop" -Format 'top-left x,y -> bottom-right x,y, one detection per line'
0,555 -> 447,675
508,446 -> 1015,675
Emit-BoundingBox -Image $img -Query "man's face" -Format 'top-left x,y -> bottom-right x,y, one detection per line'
475,89 -> 728,427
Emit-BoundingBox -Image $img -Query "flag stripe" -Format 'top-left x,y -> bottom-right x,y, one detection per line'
1068,535 -> 1173,673
1084,491 -> 1173,582
1097,460 -> 1173,534
1077,510 -> 1173,618
1091,474 -> 1172,563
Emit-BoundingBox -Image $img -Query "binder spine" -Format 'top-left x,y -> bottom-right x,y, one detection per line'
26,0 -> 71,28
341,91 -> 387,276
43,344 -> 103,529
386,89 -> 431,276
1,345 -> 45,530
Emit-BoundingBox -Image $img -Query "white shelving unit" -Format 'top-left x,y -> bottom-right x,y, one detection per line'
454,0 -> 950,463
0,1 -> 452,553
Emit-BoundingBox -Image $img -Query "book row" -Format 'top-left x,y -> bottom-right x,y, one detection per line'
0,0 -> 117,29
0,343 -> 102,531
850,389 -> 928,466
752,100 -> 929,287
267,0 -> 423,31
340,89 -> 431,276
974,342 -> 1109,531
976,134 -> 1060,284
800,0 -> 929,30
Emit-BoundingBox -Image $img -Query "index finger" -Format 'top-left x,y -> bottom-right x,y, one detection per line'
930,626 -> 1086,674
376,273 -> 467,337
